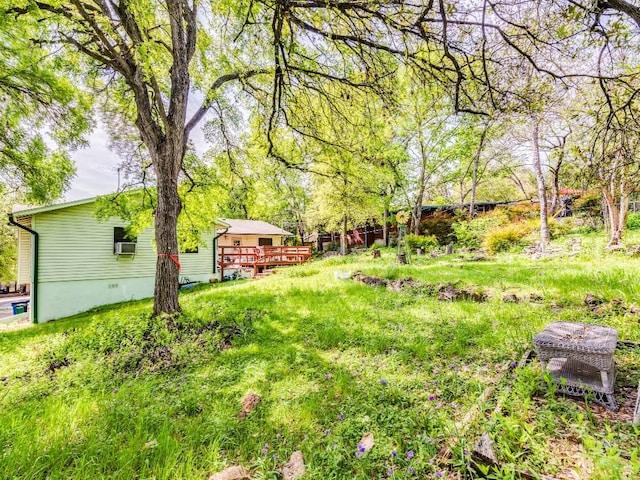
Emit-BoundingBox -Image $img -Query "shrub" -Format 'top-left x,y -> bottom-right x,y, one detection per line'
627,212 -> 640,230
484,223 -> 531,254
405,234 -> 439,251
497,202 -> 539,221
419,212 -> 457,245
525,218 -> 571,239
452,213 -> 507,249
574,193 -> 602,219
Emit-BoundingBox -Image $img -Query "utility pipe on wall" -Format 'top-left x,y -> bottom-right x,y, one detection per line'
8,214 -> 38,324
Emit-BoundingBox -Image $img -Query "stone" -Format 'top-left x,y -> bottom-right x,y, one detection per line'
208,466 -> 251,480
503,293 -> 519,303
282,451 -> 305,480
238,393 -> 262,419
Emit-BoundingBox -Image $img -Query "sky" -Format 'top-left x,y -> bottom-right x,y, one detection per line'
64,109 -> 210,202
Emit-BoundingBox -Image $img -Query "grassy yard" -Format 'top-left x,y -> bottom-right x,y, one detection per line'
1,233 -> 640,479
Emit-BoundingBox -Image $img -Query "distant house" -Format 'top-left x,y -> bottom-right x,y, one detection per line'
217,218 -> 293,247
10,197 -> 227,324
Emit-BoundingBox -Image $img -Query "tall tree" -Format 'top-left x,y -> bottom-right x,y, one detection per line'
0,12 -> 90,203
7,1 -> 499,316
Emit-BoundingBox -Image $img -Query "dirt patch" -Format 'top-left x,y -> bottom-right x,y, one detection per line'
46,356 -> 71,374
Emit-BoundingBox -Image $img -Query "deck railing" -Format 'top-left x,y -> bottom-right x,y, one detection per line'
218,246 -> 312,278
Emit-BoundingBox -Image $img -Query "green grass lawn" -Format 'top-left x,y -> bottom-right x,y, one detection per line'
1,233 -> 640,479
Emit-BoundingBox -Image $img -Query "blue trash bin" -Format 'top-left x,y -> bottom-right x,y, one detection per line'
11,301 -> 29,315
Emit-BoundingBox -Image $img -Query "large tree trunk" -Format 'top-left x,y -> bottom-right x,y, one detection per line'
603,188 -> 629,248
532,119 -> 550,250
152,144 -> 183,317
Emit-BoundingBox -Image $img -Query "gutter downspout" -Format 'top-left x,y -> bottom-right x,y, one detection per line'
8,214 -> 38,324
213,227 -> 229,277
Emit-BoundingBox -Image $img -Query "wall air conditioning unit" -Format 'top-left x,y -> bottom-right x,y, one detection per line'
114,242 -> 137,255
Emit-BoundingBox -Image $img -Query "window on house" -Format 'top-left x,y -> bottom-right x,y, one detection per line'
113,227 -> 137,254
233,239 -> 241,246
258,237 -> 273,246
183,246 -> 199,254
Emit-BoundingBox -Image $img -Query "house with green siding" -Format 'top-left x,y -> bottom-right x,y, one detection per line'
10,197 -> 226,323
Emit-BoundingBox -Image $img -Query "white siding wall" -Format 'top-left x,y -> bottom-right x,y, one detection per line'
30,202 -> 220,322
16,217 -> 31,285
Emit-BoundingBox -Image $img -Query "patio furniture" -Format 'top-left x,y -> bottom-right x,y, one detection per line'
533,321 -> 618,410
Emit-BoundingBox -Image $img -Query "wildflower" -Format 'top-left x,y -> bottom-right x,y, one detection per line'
603,442 -> 611,449
379,379 -> 388,386
428,395 -> 435,401
324,429 -> 331,436
262,443 -> 269,455
510,361 -> 517,369
387,469 -> 394,477
324,373 -> 331,380
392,449 -> 397,458
358,444 -> 366,453
406,450 -> 414,460
463,449 -> 470,456
435,472 -> 443,478
338,413 -> 345,421
408,467 -> 416,475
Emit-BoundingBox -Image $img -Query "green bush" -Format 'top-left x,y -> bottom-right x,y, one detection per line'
484,223 -> 531,254
419,212 -> 457,245
405,234 -> 439,251
525,218 -> 571,239
452,214 -> 507,249
627,212 -> 640,230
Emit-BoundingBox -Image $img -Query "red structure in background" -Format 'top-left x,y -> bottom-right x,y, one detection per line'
312,200 -> 530,250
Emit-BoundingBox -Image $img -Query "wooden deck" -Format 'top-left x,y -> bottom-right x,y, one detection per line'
218,246 -> 312,279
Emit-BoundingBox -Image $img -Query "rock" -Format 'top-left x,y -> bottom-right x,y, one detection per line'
503,293 -> 519,303
472,433 -> 498,465
208,466 -> 251,480
386,278 -> 423,293
238,393 -> 262,419
143,440 -> 158,449
445,243 -> 454,255
584,293 -> 605,309
282,451 -> 305,480
358,433 -> 375,452
353,273 -> 388,288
